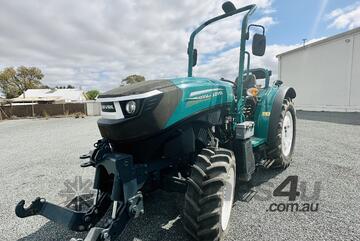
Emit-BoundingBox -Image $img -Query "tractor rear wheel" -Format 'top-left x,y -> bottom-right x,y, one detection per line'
183,147 -> 236,241
269,98 -> 296,169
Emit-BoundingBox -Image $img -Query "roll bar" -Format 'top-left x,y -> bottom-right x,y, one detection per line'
187,4 -> 256,77
187,4 -> 257,122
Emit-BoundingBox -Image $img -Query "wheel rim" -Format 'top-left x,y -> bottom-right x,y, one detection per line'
281,111 -> 294,157
221,167 -> 235,231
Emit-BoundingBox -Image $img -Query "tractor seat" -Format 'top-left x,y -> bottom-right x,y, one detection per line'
243,74 -> 256,89
237,74 -> 256,96
234,74 -> 256,90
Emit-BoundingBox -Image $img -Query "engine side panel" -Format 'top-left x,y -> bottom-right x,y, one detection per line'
165,77 -> 234,127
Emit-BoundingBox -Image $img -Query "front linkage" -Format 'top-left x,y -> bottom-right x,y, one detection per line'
15,139 -> 155,241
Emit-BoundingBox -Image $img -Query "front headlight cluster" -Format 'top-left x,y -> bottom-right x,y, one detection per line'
125,100 -> 137,114
120,99 -> 141,117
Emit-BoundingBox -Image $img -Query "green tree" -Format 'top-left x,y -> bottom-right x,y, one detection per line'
0,66 -> 44,98
55,85 -> 76,89
86,90 -> 100,100
122,74 -> 145,85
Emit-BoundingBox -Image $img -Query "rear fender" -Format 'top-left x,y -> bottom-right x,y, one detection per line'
253,86 -> 296,146
267,87 -> 296,149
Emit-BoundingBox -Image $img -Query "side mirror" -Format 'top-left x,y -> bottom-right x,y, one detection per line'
252,33 -> 266,56
192,49 -> 198,67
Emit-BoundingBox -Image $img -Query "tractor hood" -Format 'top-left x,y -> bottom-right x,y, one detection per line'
99,79 -> 175,98
97,77 -> 234,141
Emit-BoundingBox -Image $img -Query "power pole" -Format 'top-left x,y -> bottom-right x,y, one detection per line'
302,38 -> 307,47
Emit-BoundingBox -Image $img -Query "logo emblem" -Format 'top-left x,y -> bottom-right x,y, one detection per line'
101,102 -> 116,112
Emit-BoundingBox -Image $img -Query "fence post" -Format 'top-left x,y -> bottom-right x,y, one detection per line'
85,103 -> 88,115
31,101 -> 35,117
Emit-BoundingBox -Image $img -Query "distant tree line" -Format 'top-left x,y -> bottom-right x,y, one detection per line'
84,75 -> 145,100
85,90 -> 100,100
0,66 -> 146,100
122,74 -> 145,85
56,85 -> 75,89
0,66 -> 44,98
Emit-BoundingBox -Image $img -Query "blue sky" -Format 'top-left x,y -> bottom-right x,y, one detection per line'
268,0 -> 358,45
195,0 -> 360,82
0,0 -> 359,92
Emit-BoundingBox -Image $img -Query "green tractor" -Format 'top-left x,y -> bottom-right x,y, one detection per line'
15,2 -> 296,241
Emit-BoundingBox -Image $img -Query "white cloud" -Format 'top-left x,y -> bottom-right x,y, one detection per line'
327,2 -> 360,29
0,0 -> 277,91
193,34 -> 326,83
194,43 -> 299,82
253,16 -> 277,27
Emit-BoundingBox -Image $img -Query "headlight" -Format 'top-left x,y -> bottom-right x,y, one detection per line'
125,100 -> 137,114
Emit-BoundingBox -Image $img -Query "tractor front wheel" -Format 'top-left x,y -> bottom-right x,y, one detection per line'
183,148 -> 236,241
269,98 -> 296,169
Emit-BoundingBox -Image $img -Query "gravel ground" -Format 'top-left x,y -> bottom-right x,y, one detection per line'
0,116 -> 359,241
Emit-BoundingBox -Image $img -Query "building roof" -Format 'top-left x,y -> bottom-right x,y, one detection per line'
277,27 -> 360,58
12,89 -> 87,102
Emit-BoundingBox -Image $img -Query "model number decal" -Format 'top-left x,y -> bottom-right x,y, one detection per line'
187,90 -> 224,101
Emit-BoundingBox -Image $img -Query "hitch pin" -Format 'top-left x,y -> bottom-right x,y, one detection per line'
112,201 -> 118,219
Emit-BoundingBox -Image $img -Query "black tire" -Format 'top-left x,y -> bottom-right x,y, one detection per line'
268,98 -> 296,169
183,147 -> 236,241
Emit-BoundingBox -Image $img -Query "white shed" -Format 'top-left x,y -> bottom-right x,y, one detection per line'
12,89 -> 87,103
277,27 -> 360,112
